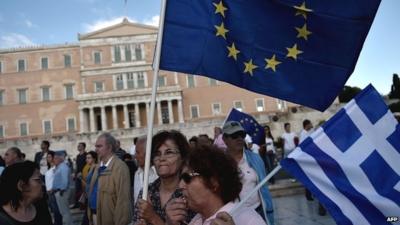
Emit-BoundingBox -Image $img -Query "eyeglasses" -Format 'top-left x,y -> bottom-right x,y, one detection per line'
180,172 -> 200,184
228,131 -> 246,139
153,149 -> 180,161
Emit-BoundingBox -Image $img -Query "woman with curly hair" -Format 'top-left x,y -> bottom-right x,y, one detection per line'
166,145 -> 266,225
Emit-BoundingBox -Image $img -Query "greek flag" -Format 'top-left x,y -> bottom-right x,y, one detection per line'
281,84 -> 400,225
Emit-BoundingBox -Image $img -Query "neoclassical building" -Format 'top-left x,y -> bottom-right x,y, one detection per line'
0,19 -> 293,150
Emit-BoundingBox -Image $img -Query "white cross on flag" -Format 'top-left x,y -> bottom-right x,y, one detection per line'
281,84 -> 400,225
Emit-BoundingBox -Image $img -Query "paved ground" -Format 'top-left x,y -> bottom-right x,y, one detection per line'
273,194 -> 336,225
71,193 -> 336,225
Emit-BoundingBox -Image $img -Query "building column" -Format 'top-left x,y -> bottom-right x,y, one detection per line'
178,99 -> 184,123
157,101 -> 162,125
112,105 -> 118,129
135,103 -> 141,127
101,106 -> 107,131
123,73 -> 128,89
174,72 -> 178,85
89,107 -> 95,132
123,104 -> 129,129
79,108 -> 85,133
168,100 -> 174,124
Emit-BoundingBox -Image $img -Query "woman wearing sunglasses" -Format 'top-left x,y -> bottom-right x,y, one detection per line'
166,145 -> 266,225
0,161 -> 52,225
133,130 -> 195,225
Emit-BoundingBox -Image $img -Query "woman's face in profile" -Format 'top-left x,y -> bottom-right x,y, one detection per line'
23,169 -> 43,202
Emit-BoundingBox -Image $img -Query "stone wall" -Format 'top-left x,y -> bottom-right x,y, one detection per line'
0,103 -> 342,161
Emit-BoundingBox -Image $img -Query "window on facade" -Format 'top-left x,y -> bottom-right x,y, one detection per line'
43,120 -> 52,134
65,84 -> 74,99
234,101 -> 243,111
137,72 -> 145,88
125,45 -> 132,61
161,105 -> 169,124
0,90 -> 4,106
42,86 -> 50,101
277,99 -> 286,111
116,74 -> 124,90
256,99 -> 265,112
135,45 -> 142,60
158,76 -> 166,87
18,89 -> 27,104
67,118 -> 75,132
190,105 -> 199,119
127,73 -> 134,89
208,78 -> 217,86
0,125 -> 3,138
94,81 -> 104,92
114,46 -> 121,63
94,52 -> 101,65
41,57 -> 48,70
187,75 -> 195,88
18,59 -> 26,72
20,123 -> 28,136
212,103 -> 221,115
64,55 -> 71,68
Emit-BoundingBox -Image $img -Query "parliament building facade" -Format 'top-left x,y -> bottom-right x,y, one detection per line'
0,19 -> 298,156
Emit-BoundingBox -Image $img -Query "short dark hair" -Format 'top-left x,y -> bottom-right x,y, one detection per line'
79,142 -> 86,149
123,153 -> 132,160
8,147 -> 23,160
284,123 -> 290,128
303,119 -> 311,128
0,161 -> 39,209
47,150 -> 55,158
186,145 -> 242,204
41,140 -> 50,148
151,130 -> 190,162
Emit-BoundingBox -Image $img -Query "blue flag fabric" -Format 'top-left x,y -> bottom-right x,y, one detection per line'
159,0 -> 381,111
280,84 -> 400,225
226,108 -> 265,145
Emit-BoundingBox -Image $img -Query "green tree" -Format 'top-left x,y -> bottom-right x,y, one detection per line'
338,86 -> 362,103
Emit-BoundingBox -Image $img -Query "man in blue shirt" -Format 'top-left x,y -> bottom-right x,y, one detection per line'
52,150 -> 73,225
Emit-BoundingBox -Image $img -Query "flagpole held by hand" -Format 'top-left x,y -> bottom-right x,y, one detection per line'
142,0 -> 168,200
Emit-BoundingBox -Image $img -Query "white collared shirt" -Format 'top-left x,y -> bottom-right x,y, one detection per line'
100,156 -> 113,167
238,152 -> 261,209
133,166 -> 158,204
188,202 -> 266,225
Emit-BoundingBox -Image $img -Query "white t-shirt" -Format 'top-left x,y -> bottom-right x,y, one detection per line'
281,132 -> 297,152
238,153 -> 261,210
133,166 -> 158,204
39,153 -> 48,175
265,137 -> 276,153
299,128 -> 314,143
129,145 -> 136,156
188,202 -> 266,225
45,166 -> 56,191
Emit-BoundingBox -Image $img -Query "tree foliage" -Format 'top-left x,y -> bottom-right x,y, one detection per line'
338,86 -> 362,103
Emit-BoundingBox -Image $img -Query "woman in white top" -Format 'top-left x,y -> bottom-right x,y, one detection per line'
165,145 -> 266,225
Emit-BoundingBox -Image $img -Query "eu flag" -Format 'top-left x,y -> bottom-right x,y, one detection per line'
159,0 -> 381,111
226,108 -> 265,145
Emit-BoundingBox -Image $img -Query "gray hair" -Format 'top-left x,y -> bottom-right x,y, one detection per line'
98,133 -> 117,152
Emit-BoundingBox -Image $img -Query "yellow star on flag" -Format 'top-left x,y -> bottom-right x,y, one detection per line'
244,59 -> 258,76
213,1 -> 228,17
296,24 -> 312,40
215,22 -> 229,39
227,43 -> 240,60
286,44 -> 303,60
294,2 -> 313,19
264,54 -> 281,72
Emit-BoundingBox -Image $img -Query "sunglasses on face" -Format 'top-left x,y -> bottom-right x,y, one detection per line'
229,131 -> 246,139
180,172 -> 200,184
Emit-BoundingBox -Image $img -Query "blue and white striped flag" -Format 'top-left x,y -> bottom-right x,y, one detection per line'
281,84 -> 400,225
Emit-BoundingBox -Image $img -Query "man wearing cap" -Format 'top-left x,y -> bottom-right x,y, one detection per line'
52,150 -> 73,225
222,121 -> 275,225
88,132 -> 132,225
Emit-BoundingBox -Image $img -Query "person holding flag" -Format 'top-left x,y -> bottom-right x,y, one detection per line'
222,121 -> 274,225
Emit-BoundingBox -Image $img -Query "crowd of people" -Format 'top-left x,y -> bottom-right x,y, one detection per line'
0,119 -> 318,225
